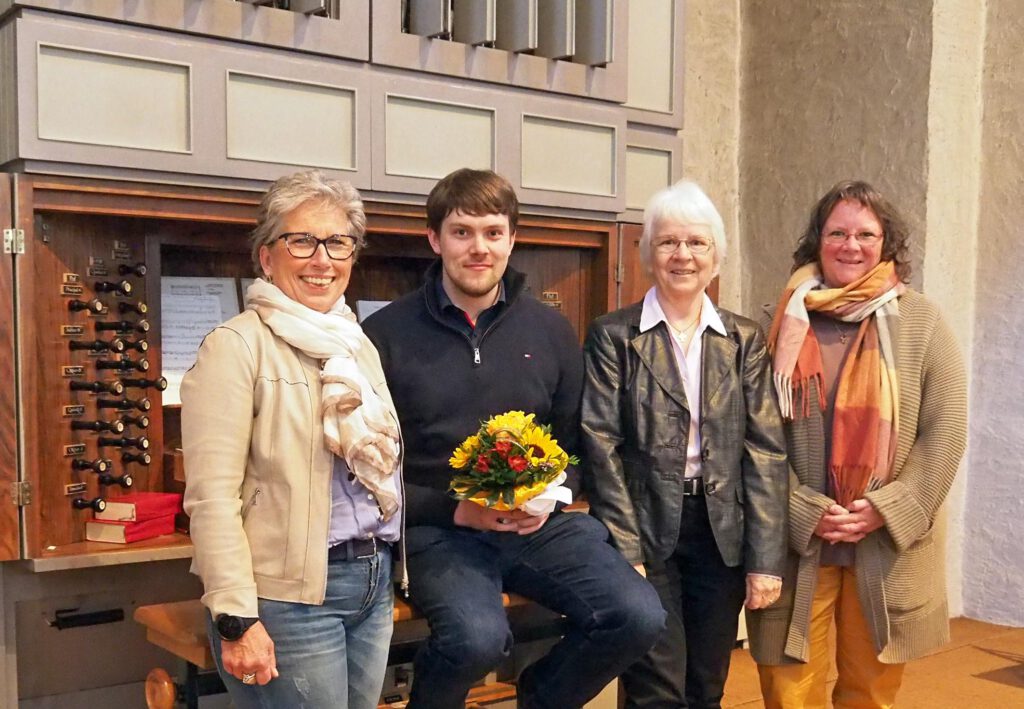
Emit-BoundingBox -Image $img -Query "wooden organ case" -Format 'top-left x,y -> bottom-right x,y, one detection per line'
1,174 -> 617,564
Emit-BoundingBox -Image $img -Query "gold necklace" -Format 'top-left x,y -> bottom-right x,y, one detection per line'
668,311 -> 701,341
832,319 -> 850,345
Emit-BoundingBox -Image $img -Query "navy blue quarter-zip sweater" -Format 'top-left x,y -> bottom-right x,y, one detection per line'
363,261 -> 584,528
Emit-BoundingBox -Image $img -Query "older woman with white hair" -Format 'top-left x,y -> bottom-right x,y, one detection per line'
182,170 -> 402,708
581,180 -> 788,708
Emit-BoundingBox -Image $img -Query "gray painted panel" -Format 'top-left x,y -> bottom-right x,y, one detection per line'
3,0 -> 370,60
14,11 -> 374,187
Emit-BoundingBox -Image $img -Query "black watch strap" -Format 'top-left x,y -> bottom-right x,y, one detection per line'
215,614 -> 259,641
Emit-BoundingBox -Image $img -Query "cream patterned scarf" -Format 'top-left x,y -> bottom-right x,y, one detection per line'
246,279 -> 400,519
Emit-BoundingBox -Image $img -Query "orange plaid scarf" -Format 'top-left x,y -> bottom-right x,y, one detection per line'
767,262 -> 903,506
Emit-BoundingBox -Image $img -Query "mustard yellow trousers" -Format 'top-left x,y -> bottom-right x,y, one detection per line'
758,565 -> 905,709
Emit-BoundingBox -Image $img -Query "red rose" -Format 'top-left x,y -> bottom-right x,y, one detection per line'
509,456 -> 528,472
494,440 -> 512,456
475,455 -> 490,473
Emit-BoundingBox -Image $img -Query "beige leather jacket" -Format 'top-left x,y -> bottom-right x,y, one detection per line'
182,310 -> 403,619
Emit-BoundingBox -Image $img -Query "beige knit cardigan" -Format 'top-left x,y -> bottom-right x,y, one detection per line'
748,288 -> 968,665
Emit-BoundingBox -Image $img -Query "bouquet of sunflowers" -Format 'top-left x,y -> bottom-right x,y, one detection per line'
448,411 -> 578,513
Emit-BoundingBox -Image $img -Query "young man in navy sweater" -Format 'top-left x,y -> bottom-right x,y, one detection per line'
363,168 -> 664,709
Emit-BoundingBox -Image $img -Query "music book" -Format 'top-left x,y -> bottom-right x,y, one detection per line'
94,492 -> 183,522
86,514 -> 176,544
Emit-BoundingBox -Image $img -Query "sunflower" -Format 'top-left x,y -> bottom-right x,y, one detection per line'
449,434 -> 481,470
519,425 -> 565,468
485,410 -> 534,437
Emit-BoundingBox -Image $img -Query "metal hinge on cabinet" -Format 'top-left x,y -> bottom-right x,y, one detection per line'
615,262 -> 625,283
3,228 -> 25,254
11,481 -> 31,506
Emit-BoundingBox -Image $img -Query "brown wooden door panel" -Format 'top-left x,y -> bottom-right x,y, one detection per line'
0,174 -> 20,560
618,223 -> 650,309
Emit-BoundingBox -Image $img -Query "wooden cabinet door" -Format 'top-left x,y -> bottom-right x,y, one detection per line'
618,223 -> 650,309
0,174 -> 22,560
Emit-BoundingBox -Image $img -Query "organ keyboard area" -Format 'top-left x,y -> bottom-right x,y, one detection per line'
3,175 -> 612,562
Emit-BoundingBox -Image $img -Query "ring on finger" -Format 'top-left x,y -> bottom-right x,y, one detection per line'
241,672 -> 256,685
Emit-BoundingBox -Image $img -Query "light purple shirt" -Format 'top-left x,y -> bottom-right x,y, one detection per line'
638,288 -> 727,480
328,455 -> 402,546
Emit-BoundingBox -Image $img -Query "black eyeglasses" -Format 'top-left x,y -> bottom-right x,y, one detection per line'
276,233 -> 357,260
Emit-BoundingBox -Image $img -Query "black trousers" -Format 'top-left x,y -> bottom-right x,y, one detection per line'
621,495 -> 747,709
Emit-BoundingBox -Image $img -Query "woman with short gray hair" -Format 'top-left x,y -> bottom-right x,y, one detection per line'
183,169 -> 403,708
581,180 -> 788,708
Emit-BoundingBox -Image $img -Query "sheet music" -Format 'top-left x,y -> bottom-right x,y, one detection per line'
240,278 -> 256,306
161,277 -> 241,405
161,277 -> 240,322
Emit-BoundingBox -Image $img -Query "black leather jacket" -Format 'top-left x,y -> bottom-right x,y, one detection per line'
581,300 -> 788,575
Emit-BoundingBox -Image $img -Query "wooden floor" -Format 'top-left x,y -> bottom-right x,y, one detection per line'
723,618 -> 1024,707
384,618 -> 1024,709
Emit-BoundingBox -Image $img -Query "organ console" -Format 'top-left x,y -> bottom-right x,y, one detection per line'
9,174 -> 613,570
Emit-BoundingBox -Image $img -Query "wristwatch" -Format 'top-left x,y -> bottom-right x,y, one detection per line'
215,614 -> 259,642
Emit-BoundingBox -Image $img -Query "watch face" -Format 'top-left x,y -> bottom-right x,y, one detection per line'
216,614 -> 245,641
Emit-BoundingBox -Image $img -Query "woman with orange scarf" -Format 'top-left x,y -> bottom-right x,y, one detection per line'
749,181 -> 967,709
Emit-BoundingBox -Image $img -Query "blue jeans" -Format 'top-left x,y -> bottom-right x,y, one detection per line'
209,546 -> 394,709
405,512 -> 666,709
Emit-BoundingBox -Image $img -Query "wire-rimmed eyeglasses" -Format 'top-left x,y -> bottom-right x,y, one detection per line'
653,236 -> 714,255
822,230 -> 883,245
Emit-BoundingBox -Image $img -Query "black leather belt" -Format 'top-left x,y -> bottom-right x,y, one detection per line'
328,537 -> 385,562
681,477 -> 705,496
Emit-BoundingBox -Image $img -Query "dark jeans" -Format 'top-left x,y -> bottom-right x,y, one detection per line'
404,512 -> 666,709
621,495 -> 747,709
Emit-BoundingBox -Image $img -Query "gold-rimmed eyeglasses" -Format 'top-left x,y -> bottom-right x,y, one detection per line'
276,232 -> 357,261
653,236 -> 714,255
